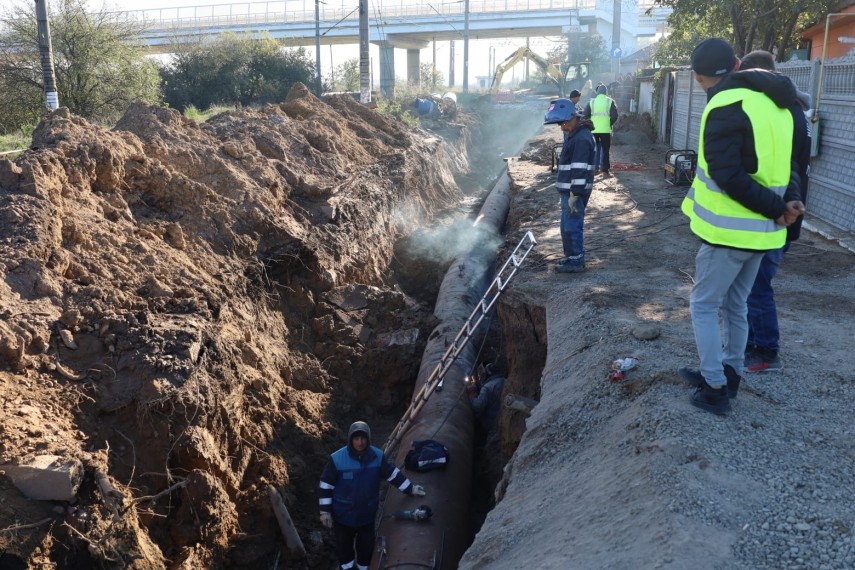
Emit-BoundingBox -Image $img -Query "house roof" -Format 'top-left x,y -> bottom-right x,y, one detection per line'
800,0 -> 855,36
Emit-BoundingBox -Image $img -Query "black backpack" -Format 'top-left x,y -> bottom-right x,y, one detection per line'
404,440 -> 449,472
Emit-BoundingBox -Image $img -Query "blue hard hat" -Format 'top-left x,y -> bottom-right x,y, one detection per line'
544,98 -> 580,125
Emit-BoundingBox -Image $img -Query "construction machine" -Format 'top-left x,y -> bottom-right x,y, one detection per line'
488,47 -> 590,100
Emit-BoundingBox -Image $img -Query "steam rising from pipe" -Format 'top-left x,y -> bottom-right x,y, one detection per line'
403,218 -> 502,267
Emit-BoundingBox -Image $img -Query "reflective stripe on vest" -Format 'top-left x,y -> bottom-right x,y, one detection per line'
591,95 -> 612,133
681,87 -> 792,250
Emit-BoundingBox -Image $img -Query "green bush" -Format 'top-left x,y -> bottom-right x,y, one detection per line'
183,104 -> 234,122
160,33 -> 315,111
376,97 -> 419,128
0,122 -> 36,153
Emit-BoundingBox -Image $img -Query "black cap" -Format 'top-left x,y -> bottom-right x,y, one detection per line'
691,38 -> 736,77
568,89 -> 582,98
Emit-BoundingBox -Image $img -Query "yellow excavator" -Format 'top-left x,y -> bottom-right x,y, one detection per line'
489,47 -> 590,100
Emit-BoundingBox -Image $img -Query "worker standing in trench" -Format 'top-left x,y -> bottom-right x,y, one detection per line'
467,362 -> 507,447
319,421 -> 426,570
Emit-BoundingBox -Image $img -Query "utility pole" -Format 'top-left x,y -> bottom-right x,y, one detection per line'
432,38 -> 436,90
611,0 -> 621,76
35,0 -> 59,110
359,0 -> 370,103
314,0 -> 322,96
463,0 -> 469,92
449,40 -> 455,87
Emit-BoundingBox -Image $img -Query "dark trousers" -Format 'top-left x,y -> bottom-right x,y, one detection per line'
747,243 -> 789,353
335,521 -> 374,568
593,132 -> 612,171
559,192 -> 590,265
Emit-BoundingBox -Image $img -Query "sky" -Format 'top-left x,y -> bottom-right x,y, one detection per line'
16,0 -> 570,91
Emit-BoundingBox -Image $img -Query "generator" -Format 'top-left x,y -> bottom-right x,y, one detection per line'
663,149 -> 697,186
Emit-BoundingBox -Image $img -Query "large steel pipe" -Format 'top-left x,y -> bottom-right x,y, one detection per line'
374,173 -> 511,570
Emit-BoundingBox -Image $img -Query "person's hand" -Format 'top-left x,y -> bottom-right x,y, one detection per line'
466,380 -> 478,398
411,484 -> 426,497
788,200 -> 806,217
320,512 -> 333,529
775,201 -> 805,226
568,194 -> 580,215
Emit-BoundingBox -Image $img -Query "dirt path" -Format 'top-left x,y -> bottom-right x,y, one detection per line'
461,121 -> 855,569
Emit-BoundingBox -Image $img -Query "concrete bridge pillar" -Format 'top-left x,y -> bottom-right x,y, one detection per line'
407,48 -> 420,85
379,42 -> 395,98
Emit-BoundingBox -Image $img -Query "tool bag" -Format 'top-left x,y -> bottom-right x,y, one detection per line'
404,440 -> 449,472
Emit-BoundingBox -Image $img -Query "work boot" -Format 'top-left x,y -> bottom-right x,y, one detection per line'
678,367 -> 739,399
554,259 -> 585,273
690,381 -> 731,415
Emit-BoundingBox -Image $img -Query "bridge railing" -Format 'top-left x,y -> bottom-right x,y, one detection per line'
111,0 -> 602,31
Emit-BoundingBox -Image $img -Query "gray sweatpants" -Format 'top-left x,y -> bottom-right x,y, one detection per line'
690,243 -> 765,387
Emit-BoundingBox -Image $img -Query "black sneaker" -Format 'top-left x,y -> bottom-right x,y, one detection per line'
690,381 -> 731,415
554,260 -> 585,273
678,367 -> 739,399
744,349 -> 783,372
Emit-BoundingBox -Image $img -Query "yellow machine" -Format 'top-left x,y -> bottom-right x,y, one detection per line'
489,47 -> 590,98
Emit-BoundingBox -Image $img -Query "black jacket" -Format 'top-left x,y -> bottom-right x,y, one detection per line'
787,88 -> 812,242
703,70 -> 803,223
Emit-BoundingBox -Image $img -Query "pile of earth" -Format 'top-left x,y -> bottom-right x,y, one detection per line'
0,83 -> 471,569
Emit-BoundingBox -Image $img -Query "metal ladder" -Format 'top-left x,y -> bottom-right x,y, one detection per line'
383,230 -> 537,456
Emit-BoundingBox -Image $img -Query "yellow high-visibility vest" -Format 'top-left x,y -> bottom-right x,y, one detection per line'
681,88 -> 792,250
590,95 -> 613,133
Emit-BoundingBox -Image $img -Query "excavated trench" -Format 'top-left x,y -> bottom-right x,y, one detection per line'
377,106 -> 550,569
0,89 -> 547,570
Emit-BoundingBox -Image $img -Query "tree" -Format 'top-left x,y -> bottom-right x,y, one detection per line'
330,57 -> 360,92
548,34 -> 610,75
0,0 -> 161,132
160,33 -> 316,111
652,0 -> 835,62
420,62 -> 444,91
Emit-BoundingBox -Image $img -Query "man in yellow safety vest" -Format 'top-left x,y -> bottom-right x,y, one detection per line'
678,38 -> 805,415
583,84 -> 618,175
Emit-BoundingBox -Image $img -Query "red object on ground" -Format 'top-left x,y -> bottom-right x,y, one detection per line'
493,91 -> 516,104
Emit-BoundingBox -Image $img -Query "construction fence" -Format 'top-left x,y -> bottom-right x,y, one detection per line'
651,53 -> 855,233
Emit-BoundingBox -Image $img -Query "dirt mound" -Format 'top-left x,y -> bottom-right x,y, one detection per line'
0,84 -> 466,568
613,112 -> 657,146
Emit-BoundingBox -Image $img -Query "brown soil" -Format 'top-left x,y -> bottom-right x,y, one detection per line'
0,84 -> 474,569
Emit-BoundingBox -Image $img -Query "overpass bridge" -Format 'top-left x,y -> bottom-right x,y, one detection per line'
114,0 -> 664,95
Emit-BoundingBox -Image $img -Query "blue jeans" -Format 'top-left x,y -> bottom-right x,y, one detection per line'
560,192 -> 589,266
690,244 -> 764,387
747,243 -> 789,353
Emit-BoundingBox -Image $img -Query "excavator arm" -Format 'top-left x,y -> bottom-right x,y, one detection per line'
489,47 -> 563,93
